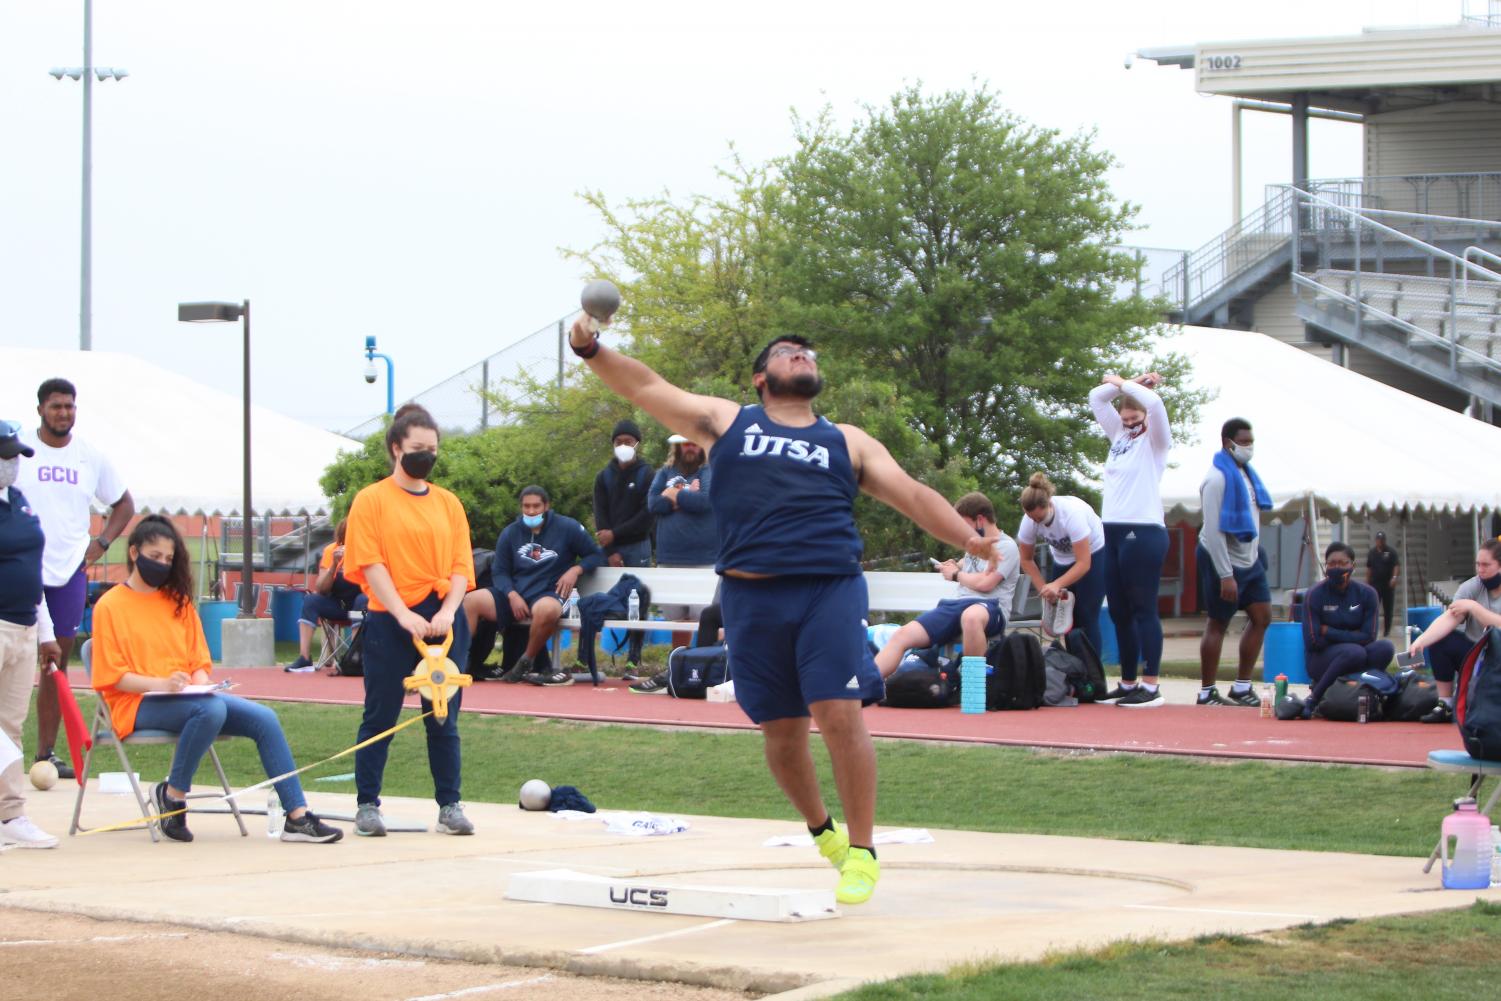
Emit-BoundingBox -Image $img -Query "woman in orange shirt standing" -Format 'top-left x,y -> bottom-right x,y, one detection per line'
91,515 -> 342,843
343,404 -> 476,837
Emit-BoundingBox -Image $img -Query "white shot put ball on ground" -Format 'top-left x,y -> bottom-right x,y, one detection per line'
519,779 -> 552,811
29,759 -> 59,791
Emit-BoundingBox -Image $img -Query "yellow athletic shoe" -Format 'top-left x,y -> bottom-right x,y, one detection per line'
813,820 -> 849,869
836,847 -> 880,905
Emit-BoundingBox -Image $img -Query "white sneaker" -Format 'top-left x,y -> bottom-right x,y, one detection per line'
0,815 -> 60,849
1042,591 -> 1076,637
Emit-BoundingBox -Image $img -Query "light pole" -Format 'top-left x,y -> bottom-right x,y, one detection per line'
50,0 -> 127,351
364,335 -> 395,416
178,300 -> 254,619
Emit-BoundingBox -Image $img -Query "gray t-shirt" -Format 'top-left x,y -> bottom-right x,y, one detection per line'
956,532 -> 1021,616
1198,461 -> 1260,578
1453,576 -> 1501,642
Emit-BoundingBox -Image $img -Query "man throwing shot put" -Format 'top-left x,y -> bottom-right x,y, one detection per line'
568,306 -> 991,906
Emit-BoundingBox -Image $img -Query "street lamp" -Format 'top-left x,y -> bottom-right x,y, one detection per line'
50,0 -> 127,351
178,300 -> 255,619
364,335 -> 395,416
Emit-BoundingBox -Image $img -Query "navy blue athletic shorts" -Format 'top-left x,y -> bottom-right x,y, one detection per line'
720,573 -> 884,724
1196,544 -> 1270,623
914,597 -> 1003,647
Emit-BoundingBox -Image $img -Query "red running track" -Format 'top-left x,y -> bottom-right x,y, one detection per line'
220,667 -> 1458,769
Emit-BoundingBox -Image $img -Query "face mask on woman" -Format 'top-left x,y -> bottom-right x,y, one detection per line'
400,449 -> 437,480
1482,571 -> 1501,592
1326,566 -> 1351,586
136,555 -> 172,589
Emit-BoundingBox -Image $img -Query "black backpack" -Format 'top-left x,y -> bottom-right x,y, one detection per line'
1316,677 -> 1386,722
1456,630 -> 1501,760
985,632 -> 1046,711
666,644 -> 729,699
881,648 -> 960,709
1389,671 -> 1440,722
1063,632 -> 1110,703
335,620 -> 365,677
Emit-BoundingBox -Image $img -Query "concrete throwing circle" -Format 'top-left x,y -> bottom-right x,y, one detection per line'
627,862 -> 1192,919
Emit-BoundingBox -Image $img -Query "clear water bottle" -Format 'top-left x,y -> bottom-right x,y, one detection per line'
959,655 -> 987,715
563,591 -> 579,620
627,588 -> 640,622
1259,685 -> 1273,718
1356,690 -> 1371,724
1492,825 -> 1501,885
266,789 -> 282,838
1440,797 -> 1493,889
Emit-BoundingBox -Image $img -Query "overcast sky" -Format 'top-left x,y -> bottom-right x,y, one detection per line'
0,0 -> 1465,432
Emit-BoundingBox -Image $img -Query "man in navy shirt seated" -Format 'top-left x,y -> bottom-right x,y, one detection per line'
462,485 -> 603,686
1300,542 -> 1395,718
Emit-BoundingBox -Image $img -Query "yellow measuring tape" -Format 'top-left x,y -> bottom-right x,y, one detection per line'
82,633 -> 473,836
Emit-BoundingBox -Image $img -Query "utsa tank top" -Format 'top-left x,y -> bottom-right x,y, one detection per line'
709,405 -> 863,576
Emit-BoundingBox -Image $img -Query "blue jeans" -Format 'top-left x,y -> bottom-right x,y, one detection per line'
134,693 -> 306,811
1102,523 -> 1168,681
1307,640 -> 1397,703
355,592 -> 470,808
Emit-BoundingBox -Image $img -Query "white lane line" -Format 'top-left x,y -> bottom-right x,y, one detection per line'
0,933 -> 190,946
578,918 -> 737,955
405,974 -> 553,1000
1124,904 -> 1319,920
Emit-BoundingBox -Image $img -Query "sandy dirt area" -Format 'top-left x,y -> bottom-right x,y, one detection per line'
0,907 -> 761,1001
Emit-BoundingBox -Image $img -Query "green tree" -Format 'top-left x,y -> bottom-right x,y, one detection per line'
773,85 -> 1191,509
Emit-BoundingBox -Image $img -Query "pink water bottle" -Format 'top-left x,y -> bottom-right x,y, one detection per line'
1440,798 -> 1494,890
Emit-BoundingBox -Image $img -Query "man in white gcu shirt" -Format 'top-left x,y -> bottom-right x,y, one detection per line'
18,378 -> 134,778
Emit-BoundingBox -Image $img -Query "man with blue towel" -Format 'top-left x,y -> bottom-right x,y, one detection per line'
1195,418 -> 1274,707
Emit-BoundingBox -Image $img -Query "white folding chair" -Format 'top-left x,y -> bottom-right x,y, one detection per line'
68,640 -> 248,842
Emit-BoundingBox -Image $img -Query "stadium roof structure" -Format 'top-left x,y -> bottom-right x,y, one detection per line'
1152,326 -> 1501,521
1,347 -> 356,515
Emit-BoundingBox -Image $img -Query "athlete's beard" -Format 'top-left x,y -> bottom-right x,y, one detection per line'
42,415 -> 73,438
764,370 -> 823,400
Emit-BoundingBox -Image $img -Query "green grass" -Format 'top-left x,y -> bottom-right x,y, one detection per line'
833,901 -> 1501,1001
27,693 -> 1460,857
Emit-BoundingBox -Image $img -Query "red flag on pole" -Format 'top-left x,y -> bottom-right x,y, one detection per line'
50,666 -> 92,787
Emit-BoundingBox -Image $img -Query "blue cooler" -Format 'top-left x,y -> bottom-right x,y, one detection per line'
271,587 -> 306,644
1262,621 -> 1308,684
198,600 -> 238,662
1097,603 -> 1119,665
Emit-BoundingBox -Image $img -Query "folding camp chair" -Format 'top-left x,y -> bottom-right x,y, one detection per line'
68,641 -> 248,843
1421,748 -> 1501,873
314,610 -> 363,673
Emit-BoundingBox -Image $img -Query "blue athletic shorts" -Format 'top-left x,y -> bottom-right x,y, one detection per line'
1196,544 -> 1270,623
720,574 -> 884,724
914,597 -> 1003,647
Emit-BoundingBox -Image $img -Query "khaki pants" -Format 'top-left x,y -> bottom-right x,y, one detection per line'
0,618 -> 38,822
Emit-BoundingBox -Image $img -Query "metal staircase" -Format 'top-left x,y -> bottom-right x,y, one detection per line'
1287,188 -> 1501,410
1158,173 -> 1501,411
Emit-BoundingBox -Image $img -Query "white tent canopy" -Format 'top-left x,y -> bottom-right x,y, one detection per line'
2,348 -> 357,516
1154,326 -> 1501,522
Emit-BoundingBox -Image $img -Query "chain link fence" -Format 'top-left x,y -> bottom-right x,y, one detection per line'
345,310 -> 583,439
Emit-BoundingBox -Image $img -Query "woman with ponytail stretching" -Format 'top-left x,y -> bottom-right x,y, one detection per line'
1089,372 -> 1172,708
343,404 -> 476,838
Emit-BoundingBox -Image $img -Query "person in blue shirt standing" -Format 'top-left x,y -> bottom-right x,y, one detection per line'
1300,542 -> 1395,718
0,421 -> 59,849
566,315 -> 992,907
463,485 -> 604,686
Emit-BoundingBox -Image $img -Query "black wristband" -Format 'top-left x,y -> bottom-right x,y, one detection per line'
571,334 -> 600,360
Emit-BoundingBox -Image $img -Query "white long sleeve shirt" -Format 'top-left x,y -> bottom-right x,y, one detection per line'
1089,381 -> 1169,527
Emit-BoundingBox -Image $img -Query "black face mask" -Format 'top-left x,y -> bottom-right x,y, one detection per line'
1482,572 -> 1501,592
400,449 -> 437,480
137,556 -> 172,589
1326,566 -> 1352,586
